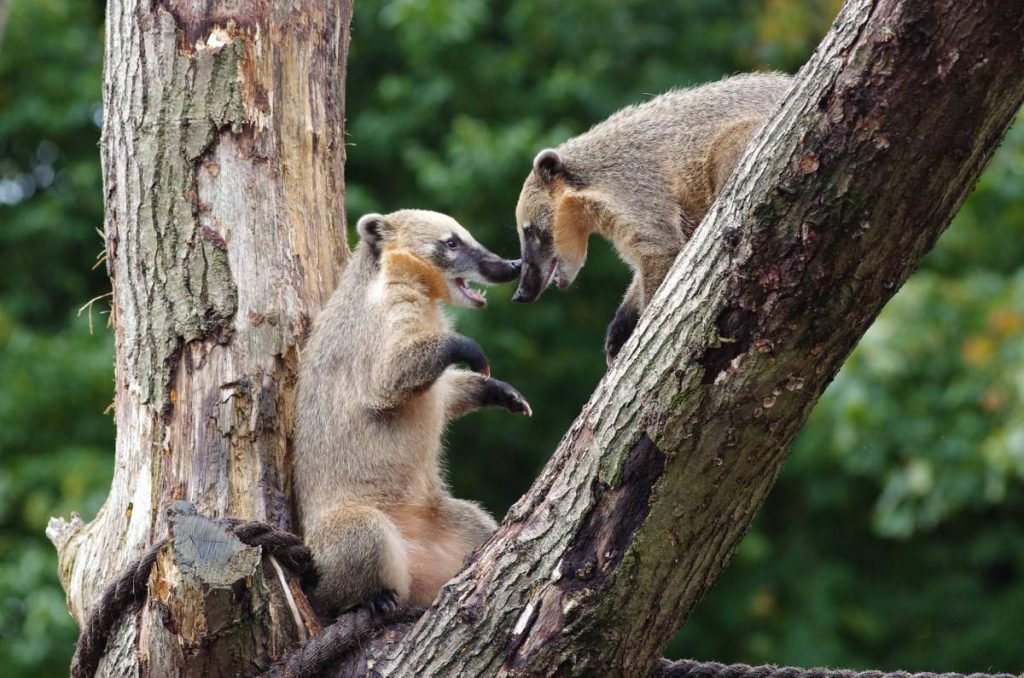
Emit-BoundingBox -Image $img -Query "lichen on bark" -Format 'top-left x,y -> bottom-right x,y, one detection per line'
121,14 -> 252,409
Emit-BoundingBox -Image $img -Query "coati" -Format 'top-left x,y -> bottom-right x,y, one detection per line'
294,209 -> 531,616
511,72 -> 793,364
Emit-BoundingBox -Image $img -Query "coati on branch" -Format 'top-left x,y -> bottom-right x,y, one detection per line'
294,209 -> 531,616
511,72 -> 793,364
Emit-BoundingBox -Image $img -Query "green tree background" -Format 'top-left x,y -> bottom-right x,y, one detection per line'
1,0 -> 1021,674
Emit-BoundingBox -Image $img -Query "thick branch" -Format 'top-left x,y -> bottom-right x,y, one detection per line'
335,0 -> 1024,675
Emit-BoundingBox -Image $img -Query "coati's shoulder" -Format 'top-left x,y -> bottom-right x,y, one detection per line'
555,72 -> 792,168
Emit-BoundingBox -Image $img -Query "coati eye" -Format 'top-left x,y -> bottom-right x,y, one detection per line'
445,237 -> 459,250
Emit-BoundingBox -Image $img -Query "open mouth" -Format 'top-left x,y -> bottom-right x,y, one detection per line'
545,258 -> 559,289
454,277 -> 488,307
545,257 -> 571,289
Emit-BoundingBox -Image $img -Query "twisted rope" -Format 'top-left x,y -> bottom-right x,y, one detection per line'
224,517 -> 319,586
655,659 -> 1022,678
259,606 -> 425,678
70,540 -> 165,678
71,520 -> 317,678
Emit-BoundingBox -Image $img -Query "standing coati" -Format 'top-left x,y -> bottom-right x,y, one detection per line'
511,72 -> 793,364
294,209 -> 531,616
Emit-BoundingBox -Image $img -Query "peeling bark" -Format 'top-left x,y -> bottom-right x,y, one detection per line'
47,1 -> 351,675
330,0 -> 1024,675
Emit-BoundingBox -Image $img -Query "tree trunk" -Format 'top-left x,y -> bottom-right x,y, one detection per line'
46,1 -> 351,675
329,0 -> 1024,675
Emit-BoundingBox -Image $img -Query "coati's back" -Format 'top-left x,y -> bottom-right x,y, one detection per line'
561,73 -> 792,223
563,73 -> 791,171
294,248 -> 376,525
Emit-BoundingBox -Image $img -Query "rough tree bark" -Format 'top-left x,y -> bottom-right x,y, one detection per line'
329,0 -> 1024,676
49,0 -> 1024,676
46,0 -> 351,675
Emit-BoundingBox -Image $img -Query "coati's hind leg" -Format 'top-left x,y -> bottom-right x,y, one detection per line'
438,497 -> 498,553
305,504 -> 411,617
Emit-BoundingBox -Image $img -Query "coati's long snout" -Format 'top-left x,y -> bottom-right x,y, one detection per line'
510,225 -> 554,303
511,260 -> 546,303
473,253 -> 521,284
449,246 -> 521,308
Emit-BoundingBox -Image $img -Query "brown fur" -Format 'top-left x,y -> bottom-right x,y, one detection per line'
552,193 -> 594,265
382,249 -> 451,303
514,73 -> 794,361
294,210 -> 526,615
383,502 -> 485,605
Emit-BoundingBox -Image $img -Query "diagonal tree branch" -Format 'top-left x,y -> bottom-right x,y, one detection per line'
332,0 -> 1024,675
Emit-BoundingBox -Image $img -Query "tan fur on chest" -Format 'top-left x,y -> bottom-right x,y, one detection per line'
382,249 -> 450,303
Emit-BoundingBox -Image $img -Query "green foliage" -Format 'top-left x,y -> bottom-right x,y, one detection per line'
1,0 -> 1022,674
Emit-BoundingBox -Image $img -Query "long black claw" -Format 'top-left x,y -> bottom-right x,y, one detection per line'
483,378 -> 532,416
365,589 -> 400,619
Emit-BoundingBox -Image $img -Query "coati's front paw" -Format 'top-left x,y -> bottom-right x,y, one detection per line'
483,378 -> 533,417
443,334 -> 490,378
364,589 -> 401,618
604,305 -> 640,367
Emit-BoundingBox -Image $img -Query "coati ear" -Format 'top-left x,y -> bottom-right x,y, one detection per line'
356,213 -> 395,253
533,149 -> 567,184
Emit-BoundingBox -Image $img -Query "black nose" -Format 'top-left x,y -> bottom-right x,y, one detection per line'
509,259 -> 522,272
512,261 -> 542,303
512,278 -> 539,303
